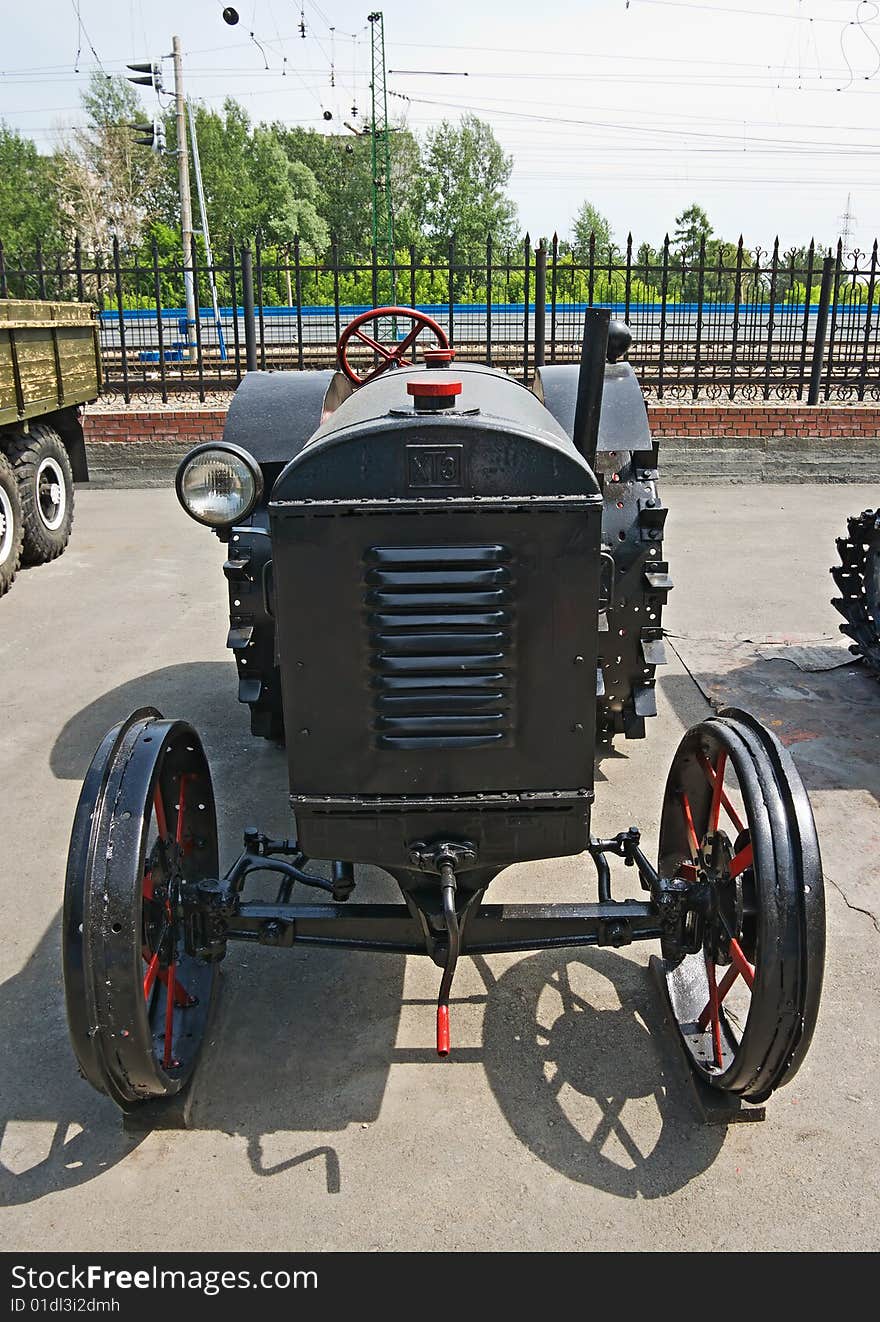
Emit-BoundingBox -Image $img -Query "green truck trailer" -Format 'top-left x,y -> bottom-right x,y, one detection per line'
0,299 -> 100,596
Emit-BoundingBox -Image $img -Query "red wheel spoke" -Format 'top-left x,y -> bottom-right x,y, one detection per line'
143,951 -> 159,1000
697,938 -> 754,1029
678,862 -> 698,883
708,750 -> 726,833
680,791 -> 700,859
153,787 -> 168,840
158,966 -> 195,1007
728,841 -> 753,880
394,323 -> 423,358
728,936 -> 755,990
143,869 -> 154,900
354,327 -> 394,359
704,955 -> 724,1068
697,752 -> 744,834
163,962 -> 177,1068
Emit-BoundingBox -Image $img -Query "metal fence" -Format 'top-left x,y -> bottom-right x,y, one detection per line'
1,232 -> 878,403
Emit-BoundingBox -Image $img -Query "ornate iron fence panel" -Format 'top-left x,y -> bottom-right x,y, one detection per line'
1,232 -> 878,404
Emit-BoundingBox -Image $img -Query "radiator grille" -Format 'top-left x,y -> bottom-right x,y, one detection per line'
365,544 -> 515,749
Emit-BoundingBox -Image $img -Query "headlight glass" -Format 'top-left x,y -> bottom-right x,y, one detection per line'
178,448 -> 259,526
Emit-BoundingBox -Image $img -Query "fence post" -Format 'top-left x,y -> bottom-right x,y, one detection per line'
228,239 -> 241,382
763,236 -> 780,400
728,235 -> 744,400
331,236 -> 341,344
36,239 -> 46,300
0,241 -> 6,298
659,234 -> 670,401
371,244 -> 378,310
73,236 -> 84,302
448,234 -> 455,347
550,232 -> 558,364
534,239 -> 547,369
522,233 -> 531,383
858,239 -> 877,402
408,242 -> 417,311
294,235 -> 304,372
693,232 -> 706,399
241,245 -> 257,372
151,236 -> 168,404
112,235 -> 130,404
797,239 -> 815,400
808,254 -> 835,405
823,239 -> 843,402
485,234 -> 493,367
254,230 -> 266,370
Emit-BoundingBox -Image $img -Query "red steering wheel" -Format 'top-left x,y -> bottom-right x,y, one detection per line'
337,306 -> 449,386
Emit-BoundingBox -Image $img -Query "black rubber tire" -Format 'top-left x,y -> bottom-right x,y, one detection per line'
5,422 -> 75,565
0,451 -> 24,597
658,708 -> 825,1103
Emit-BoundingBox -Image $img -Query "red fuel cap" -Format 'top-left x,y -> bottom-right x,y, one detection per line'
406,376 -> 463,411
423,347 -> 457,368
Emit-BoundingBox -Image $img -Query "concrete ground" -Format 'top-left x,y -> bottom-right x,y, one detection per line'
0,483 -> 878,1251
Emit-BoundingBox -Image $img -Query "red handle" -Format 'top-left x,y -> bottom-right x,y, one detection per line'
436,1003 -> 450,1057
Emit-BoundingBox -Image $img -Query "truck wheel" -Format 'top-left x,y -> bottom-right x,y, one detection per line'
6,423 -> 75,564
0,452 -> 24,596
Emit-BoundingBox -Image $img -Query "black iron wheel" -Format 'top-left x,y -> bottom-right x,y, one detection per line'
63,708 -> 219,1108
658,708 -> 824,1102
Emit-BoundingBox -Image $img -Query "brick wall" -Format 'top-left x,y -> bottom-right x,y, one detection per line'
646,406 -> 880,439
83,404 -> 880,446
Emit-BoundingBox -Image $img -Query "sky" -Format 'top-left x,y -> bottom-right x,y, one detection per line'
2,0 -> 879,254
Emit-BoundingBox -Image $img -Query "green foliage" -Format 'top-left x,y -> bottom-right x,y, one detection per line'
0,124 -> 68,254
568,201 -> 613,259
415,114 -> 518,262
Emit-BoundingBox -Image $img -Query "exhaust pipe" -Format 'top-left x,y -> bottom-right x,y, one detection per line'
572,307 -> 611,469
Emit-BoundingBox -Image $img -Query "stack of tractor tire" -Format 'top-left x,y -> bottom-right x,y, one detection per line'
831,509 -> 880,677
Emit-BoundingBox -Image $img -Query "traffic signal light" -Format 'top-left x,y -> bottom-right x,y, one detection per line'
128,119 -> 167,153
127,62 -> 163,91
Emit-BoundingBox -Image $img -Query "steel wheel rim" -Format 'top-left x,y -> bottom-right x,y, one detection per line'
63,710 -> 218,1105
659,709 -> 824,1101
35,456 -> 66,531
0,483 -> 13,564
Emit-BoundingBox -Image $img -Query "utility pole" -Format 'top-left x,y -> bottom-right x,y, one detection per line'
187,99 -> 227,361
173,35 -> 197,359
368,12 -> 395,297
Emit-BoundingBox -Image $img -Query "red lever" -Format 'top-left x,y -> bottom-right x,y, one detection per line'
436,1003 -> 450,1056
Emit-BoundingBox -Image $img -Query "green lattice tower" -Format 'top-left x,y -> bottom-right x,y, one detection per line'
368,11 -> 395,300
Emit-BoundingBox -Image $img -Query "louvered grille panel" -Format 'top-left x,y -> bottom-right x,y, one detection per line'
365,544 -> 516,749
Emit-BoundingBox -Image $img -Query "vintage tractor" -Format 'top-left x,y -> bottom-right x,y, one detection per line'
832,509 -> 880,676
63,308 -> 825,1115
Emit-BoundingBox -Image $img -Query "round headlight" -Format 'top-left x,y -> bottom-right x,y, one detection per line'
176,444 -> 262,527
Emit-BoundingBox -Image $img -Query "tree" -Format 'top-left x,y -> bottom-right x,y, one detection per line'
569,200 -> 613,260
0,124 -> 67,253
415,114 -> 518,260
673,203 -> 713,265
158,102 -> 328,255
56,73 -> 162,252
272,122 -> 421,255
